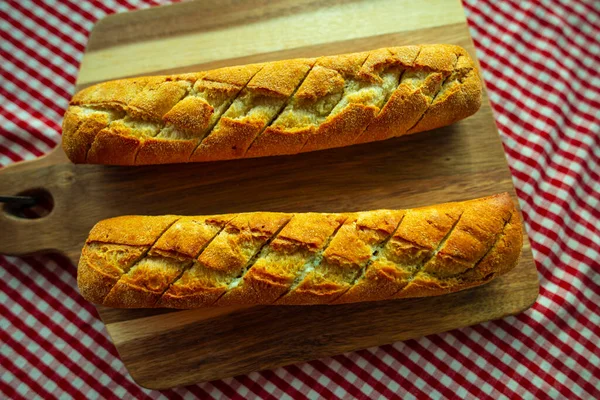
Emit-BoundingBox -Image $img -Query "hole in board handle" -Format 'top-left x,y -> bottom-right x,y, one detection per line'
2,188 -> 54,219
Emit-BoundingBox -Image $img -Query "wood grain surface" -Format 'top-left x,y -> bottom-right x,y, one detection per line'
0,0 -> 539,389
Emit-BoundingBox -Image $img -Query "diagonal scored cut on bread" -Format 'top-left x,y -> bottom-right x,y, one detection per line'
77,193 -> 522,308
63,44 -> 482,165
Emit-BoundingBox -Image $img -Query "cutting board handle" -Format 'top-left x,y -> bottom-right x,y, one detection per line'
0,147 -> 74,258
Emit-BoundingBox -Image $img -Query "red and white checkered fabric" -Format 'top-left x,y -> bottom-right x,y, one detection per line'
1,0 -> 599,398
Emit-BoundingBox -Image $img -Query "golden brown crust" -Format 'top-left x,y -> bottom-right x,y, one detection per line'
244,125 -> 313,158
77,244 -> 145,304
354,72 -> 444,144
277,210 -> 403,305
300,103 -> 379,153
134,138 -> 198,165
246,59 -> 315,98
295,66 -> 345,100
152,216 -> 233,259
127,79 -> 192,122
86,129 -> 140,165
77,193 -> 522,308
87,215 -> 179,245
189,59 -> 314,162
408,69 -> 482,135
163,96 -> 213,133
157,212 -> 292,308
333,204 -> 461,303
78,258 -> 117,304
190,117 -> 264,162
70,77 -> 151,108
62,44 -> 481,165
61,107 -> 116,163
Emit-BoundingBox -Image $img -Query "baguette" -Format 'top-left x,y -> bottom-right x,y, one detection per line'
77,193 -> 522,308
63,44 -> 482,165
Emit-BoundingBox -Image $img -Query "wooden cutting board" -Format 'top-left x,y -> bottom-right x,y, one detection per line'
0,0 -> 539,390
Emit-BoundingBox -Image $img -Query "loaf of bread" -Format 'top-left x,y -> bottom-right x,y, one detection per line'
77,193 -> 522,308
63,44 -> 482,165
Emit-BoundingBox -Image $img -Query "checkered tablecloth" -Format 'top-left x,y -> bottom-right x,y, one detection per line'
1,0 -> 599,398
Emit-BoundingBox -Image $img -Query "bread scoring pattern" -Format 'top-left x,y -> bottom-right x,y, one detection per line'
63,44 -> 482,165
77,193 -> 522,308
